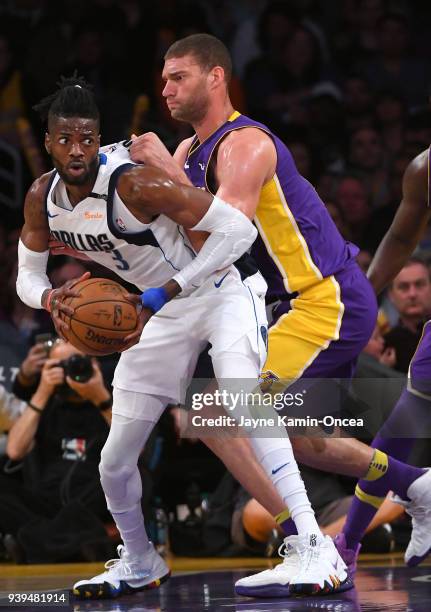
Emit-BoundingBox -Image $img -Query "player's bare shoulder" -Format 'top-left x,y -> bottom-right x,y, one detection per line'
222,126 -> 274,151
24,170 -> 55,227
218,127 -> 276,180
404,149 -> 428,195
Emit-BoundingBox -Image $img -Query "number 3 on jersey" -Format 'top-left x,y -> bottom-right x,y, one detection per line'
111,248 -> 130,271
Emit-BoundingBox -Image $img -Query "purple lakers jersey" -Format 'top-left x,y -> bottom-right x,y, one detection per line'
184,112 -> 359,302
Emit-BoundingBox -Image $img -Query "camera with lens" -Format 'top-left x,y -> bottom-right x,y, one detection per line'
58,354 -> 94,383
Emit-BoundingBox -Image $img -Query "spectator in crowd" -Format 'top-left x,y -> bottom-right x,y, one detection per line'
307,82 -> 345,172
335,175 -> 371,247
12,339 -> 49,400
343,74 -> 375,133
362,324 -> 396,369
325,200 -> 352,241
359,12 -> 430,111
356,250 -> 373,273
364,151 -> 411,254
375,90 -> 406,157
230,0 -> 268,78
1,339 -> 112,563
331,0 -> 384,71
384,257 -> 431,373
286,136 -> 321,183
347,126 -> 389,209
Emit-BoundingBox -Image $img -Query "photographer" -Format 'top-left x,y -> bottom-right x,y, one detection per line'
0,340 -> 113,563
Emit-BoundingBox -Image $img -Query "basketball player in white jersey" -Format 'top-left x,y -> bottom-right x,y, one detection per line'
17,77 -> 350,599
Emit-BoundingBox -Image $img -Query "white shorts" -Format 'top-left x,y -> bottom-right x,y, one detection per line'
113,268 -> 268,412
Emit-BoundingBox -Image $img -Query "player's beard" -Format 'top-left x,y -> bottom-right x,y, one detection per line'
170,86 -> 210,125
55,155 -> 99,186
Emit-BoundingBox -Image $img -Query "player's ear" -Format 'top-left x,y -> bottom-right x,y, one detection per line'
210,66 -> 224,88
45,132 -> 51,154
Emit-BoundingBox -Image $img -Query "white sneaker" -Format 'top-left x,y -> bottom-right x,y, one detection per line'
289,534 -> 353,595
393,469 -> 431,567
235,535 -> 300,597
73,544 -> 170,599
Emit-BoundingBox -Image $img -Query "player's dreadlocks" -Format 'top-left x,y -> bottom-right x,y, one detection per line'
33,74 -> 99,127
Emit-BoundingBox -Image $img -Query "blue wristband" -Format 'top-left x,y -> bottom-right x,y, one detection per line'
140,287 -> 169,313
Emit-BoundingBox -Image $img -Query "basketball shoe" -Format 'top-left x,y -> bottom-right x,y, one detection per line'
289,534 -> 353,596
235,536 -> 299,597
393,468 -> 431,566
73,543 -> 170,599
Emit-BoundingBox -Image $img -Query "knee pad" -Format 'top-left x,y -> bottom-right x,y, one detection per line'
99,458 -> 141,512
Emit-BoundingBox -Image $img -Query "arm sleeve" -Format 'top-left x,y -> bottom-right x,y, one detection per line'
16,239 -> 51,309
172,196 -> 257,291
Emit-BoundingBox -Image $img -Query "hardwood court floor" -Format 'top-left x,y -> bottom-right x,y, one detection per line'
0,553 -> 430,611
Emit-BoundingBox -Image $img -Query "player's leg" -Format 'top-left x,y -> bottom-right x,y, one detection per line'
73,390 -> 170,599
204,435 -> 285,516
211,336 -> 351,597
341,322 -> 431,568
73,307 -> 199,600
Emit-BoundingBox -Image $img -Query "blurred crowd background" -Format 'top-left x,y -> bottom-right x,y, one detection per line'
1,0 -> 431,563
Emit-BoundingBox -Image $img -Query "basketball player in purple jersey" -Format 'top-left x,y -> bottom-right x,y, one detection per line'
337,143 -> 431,569
130,33 -> 431,596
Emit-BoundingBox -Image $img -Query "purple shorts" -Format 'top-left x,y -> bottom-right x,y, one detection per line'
268,262 -> 377,381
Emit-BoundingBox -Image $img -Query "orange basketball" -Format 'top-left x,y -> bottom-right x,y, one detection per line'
60,278 -> 138,355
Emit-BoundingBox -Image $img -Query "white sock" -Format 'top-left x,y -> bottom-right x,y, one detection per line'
250,437 -> 322,537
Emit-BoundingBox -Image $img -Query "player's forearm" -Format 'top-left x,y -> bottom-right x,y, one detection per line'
367,231 -> 418,294
172,197 -> 257,291
17,240 -> 51,308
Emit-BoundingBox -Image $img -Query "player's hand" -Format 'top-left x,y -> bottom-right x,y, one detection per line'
129,132 -> 187,182
66,359 -> 109,404
38,358 -> 65,396
20,344 -> 48,379
48,237 -> 91,261
118,293 -> 153,351
47,272 -> 91,340
129,132 -> 170,167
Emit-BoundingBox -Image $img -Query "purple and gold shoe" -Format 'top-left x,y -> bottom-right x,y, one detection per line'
334,533 -> 361,579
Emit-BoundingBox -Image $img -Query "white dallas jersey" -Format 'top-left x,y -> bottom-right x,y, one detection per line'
46,142 -> 197,293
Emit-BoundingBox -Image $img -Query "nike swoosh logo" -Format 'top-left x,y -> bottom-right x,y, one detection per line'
272,462 -> 289,475
214,271 -> 230,288
47,211 -> 60,218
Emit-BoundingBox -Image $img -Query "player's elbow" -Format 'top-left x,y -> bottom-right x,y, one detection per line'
230,210 -> 258,254
16,273 -> 27,306
16,270 -> 31,308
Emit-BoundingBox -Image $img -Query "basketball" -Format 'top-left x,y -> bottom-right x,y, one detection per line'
60,278 -> 138,356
